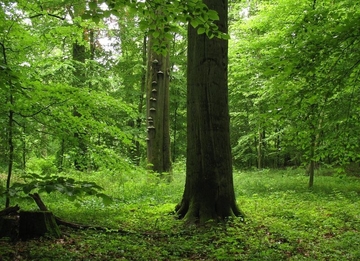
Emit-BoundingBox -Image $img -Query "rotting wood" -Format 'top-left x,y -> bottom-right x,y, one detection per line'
0,205 -> 20,217
19,211 -> 61,239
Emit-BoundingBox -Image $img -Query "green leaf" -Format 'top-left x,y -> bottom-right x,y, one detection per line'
23,184 -> 34,194
190,19 -> 200,28
152,31 -> 160,38
103,10 -> 111,18
197,27 -> 206,35
92,16 -> 101,24
207,10 -> 219,21
81,13 -> 92,20
220,33 -> 230,40
89,2 -> 97,10
98,193 -> 113,206
45,185 -> 54,193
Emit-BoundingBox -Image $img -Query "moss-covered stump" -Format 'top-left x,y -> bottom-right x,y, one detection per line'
0,216 -> 19,240
19,211 -> 61,240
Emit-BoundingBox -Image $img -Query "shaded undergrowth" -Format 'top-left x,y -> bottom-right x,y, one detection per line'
1,166 -> 359,260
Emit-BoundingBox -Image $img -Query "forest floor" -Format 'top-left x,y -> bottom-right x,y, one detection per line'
1,167 -> 360,260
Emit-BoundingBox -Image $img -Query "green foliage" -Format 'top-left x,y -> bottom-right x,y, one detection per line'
1,168 -> 360,260
7,172 -> 113,206
229,0 -> 360,171
0,0 -> 146,203
82,0 -> 229,55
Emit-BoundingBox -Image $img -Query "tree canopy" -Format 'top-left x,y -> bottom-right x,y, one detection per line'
229,0 -> 360,176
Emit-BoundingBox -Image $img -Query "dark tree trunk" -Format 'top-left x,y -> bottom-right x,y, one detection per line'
257,128 -> 263,169
72,40 -> 87,171
146,36 -> 172,177
176,0 -> 244,224
2,41 -> 14,208
70,4 -> 88,171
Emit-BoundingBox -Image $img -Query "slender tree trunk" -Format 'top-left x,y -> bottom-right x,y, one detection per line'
133,34 -> 147,165
68,3 -> 88,171
6,103 -> 14,208
21,124 -> 26,171
276,128 -> 280,168
2,42 -> 14,208
72,40 -> 87,171
172,105 -> 178,163
257,128 -> 262,169
176,0 -> 243,224
307,130 -> 316,187
308,118 -> 322,187
146,36 -> 171,177
56,139 -> 65,172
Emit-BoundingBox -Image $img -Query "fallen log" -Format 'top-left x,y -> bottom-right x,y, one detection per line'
28,193 -> 190,238
29,193 -> 123,231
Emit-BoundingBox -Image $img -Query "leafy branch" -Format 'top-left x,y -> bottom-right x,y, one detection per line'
7,172 -> 113,206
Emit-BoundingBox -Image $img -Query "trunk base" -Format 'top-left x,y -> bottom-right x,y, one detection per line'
175,198 -> 245,225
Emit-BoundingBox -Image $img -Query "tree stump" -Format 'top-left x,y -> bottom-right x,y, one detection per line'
19,211 -> 61,239
0,216 -> 19,241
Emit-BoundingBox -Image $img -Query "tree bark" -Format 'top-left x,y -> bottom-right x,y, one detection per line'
1,41 -> 14,208
257,128 -> 262,169
176,0 -> 244,224
72,40 -> 87,171
0,205 -> 19,217
19,211 -> 61,239
146,35 -> 172,177
70,4 -> 88,171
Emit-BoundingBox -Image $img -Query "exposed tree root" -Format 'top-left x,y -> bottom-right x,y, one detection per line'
175,198 -> 245,225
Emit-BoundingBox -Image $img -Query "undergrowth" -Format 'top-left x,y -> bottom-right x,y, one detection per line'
1,165 -> 359,260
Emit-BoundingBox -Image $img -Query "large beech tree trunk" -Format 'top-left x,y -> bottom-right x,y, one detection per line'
176,0 -> 243,224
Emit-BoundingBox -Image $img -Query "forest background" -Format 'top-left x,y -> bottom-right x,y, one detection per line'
1,0 -> 360,260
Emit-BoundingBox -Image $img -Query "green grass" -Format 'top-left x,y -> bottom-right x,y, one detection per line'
1,165 -> 360,260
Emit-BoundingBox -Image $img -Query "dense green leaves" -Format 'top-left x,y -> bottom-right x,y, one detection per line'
0,0 -> 145,205
9,172 -> 113,205
229,0 -> 360,171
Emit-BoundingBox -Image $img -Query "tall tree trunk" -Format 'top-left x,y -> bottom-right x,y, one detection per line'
70,3 -> 87,171
146,36 -> 171,177
257,128 -> 262,169
2,42 -> 14,208
21,124 -> 26,170
72,40 -> 87,171
176,0 -> 243,224
135,35 -> 147,164
6,98 -> 14,208
308,116 -> 323,188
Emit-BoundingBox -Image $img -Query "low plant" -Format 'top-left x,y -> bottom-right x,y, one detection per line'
1,167 -> 359,260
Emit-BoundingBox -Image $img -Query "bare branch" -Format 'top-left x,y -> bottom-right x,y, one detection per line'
29,13 -> 65,20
